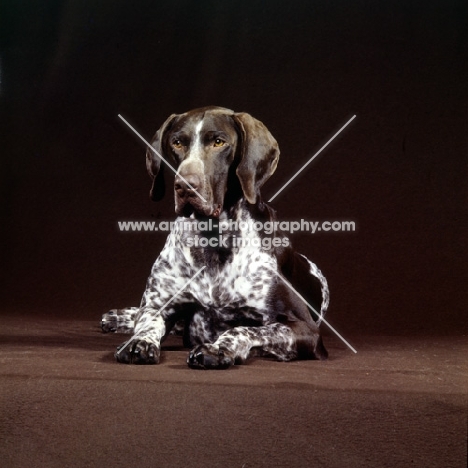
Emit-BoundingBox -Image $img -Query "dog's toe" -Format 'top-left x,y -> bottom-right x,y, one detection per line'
187,345 -> 234,370
101,310 -> 118,333
115,339 -> 160,365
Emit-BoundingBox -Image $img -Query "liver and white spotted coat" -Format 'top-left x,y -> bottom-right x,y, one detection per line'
102,107 -> 329,368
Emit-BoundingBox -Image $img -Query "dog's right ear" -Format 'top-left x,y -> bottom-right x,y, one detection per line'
232,112 -> 280,205
146,114 -> 178,201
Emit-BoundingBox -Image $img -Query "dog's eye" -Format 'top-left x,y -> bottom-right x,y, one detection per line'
213,138 -> 225,147
172,139 -> 183,149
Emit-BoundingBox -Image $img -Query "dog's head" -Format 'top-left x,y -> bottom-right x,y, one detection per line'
146,106 -> 280,218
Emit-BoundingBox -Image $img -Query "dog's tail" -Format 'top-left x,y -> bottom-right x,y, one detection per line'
299,254 -> 330,326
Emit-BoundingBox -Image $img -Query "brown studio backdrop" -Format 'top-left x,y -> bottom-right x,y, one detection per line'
0,0 -> 466,335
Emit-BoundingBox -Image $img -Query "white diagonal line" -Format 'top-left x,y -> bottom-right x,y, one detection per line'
265,265 -> 357,353
118,114 -> 207,203
268,115 -> 356,202
158,265 -> 206,312
116,266 -> 206,355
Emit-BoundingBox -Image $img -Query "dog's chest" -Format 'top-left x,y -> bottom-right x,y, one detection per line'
190,243 -> 276,311
157,219 -> 277,311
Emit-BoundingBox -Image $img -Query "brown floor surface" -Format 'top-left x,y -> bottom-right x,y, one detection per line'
0,315 -> 466,468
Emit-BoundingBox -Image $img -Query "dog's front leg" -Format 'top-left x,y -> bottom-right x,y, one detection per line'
187,323 -> 299,369
114,310 -> 166,364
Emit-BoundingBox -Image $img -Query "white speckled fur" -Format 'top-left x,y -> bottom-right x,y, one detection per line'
102,106 -> 329,366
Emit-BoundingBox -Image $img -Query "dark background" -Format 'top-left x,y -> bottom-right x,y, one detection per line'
1,0 -> 466,335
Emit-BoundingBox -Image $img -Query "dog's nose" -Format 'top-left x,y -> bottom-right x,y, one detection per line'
175,174 -> 201,197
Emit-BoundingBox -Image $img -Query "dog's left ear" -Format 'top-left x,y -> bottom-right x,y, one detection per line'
146,113 -> 178,201
233,112 -> 280,204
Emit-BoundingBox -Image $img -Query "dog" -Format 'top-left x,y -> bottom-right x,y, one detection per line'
102,106 -> 329,368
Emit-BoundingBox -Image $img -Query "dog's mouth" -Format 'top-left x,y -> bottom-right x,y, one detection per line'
176,200 -> 222,219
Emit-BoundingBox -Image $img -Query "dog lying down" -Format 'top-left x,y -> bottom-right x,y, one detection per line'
102,106 -> 329,368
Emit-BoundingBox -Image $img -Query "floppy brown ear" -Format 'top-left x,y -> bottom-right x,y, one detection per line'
146,113 -> 178,201
233,112 -> 280,204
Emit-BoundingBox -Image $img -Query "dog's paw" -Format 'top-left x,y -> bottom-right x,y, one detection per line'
101,309 -> 135,334
115,339 -> 160,365
101,310 -> 119,333
187,344 -> 235,370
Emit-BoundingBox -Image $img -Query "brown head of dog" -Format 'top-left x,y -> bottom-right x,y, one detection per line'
146,106 -> 280,218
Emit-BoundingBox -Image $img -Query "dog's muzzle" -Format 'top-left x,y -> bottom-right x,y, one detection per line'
174,174 -> 201,199
174,174 -> 220,218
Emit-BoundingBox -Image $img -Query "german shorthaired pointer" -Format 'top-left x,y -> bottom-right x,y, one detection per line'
102,106 -> 329,368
